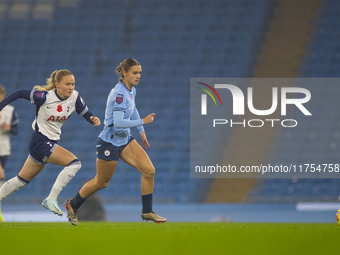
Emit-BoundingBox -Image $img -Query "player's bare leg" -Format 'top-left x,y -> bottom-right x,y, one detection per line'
18,157 -> 45,181
0,157 -> 43,205
79,158 -> 117,198
0,163 -> 5,188
65,158 -> 117,226
121,140 -> 166,223
0,157 -> 44,222
121,140 -> 155,195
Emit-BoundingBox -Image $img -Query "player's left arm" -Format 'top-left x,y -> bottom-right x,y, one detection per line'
131,108 -> 150,149
139,131 -> 150,149
75,94 -> 101,126
131,107 -> 145,133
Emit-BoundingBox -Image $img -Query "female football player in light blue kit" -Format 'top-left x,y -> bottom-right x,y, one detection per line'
65,58 -> 166,226
0,69 -> 100,222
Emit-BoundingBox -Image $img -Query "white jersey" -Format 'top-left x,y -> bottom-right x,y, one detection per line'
30,89 -> 88,141
0,105 -> 15,155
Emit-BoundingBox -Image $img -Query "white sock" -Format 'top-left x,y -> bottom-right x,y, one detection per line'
46,160 -> 81,200
0,176 -> 28,201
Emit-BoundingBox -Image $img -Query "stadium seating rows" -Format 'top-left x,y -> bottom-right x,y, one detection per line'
2,0 -> 340,204
0,0 -> 276,203
248,0 -> 340,203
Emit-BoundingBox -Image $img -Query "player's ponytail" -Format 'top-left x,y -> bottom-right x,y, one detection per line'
115,58 -> 140,79
34,69 -> 73,91
0,84 -> 5,95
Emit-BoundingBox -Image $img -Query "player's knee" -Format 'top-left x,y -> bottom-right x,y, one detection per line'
143,166 -> 155,180
95,180 -> 110,190
66,159 -> 81,176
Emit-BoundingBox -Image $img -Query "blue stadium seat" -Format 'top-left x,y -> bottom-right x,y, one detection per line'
0,0 -> 279,203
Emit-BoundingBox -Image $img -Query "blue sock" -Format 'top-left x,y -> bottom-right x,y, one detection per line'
70,192 -> 86,212
142,193 -> 153,213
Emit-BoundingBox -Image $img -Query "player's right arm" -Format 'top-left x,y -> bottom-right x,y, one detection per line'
142,113 -> 156,125
0,89 -> 47,111
0,90 -> 31,111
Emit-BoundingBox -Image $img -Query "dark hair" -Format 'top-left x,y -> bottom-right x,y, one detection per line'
116,58 -> 140,78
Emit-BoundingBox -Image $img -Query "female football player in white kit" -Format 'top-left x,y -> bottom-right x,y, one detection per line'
65,58 -> 166,225
0,69 -> 100,222
0,85 -> 19,188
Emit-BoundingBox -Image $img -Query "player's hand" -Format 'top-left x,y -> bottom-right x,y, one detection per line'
0,122 -> 10,132
90,116 -> 101,126
140,131 -> 150,149
143,113 -> 156,125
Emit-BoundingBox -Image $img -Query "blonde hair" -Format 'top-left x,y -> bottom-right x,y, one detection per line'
34,69 -> 73,91
115,58 -> 140,78
0,84 -> 5,95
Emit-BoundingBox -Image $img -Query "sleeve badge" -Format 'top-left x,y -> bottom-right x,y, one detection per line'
116,94 -> 124,104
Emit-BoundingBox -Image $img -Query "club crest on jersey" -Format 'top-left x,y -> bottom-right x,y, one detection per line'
116,94 -> 124,104
57,105 -> 63,112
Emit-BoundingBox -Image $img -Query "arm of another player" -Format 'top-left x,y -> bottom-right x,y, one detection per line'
1,110 -> 19,134
75,94 -> 101,126
89,116 -> 101,126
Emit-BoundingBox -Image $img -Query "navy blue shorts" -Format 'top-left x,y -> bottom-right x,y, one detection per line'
0,156 -> 8,168
28,131 -> 57,165
96,136 -> 134,161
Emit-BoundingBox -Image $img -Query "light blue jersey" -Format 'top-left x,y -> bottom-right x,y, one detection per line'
99,81 -> 145,146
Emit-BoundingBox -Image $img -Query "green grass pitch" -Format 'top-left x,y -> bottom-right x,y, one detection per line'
0,222 -> 338,255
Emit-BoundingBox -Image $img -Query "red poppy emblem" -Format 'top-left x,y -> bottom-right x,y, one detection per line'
57,105 -> 63,112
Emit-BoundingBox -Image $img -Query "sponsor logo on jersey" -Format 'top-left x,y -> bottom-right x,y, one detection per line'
47,115 -> 67,122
